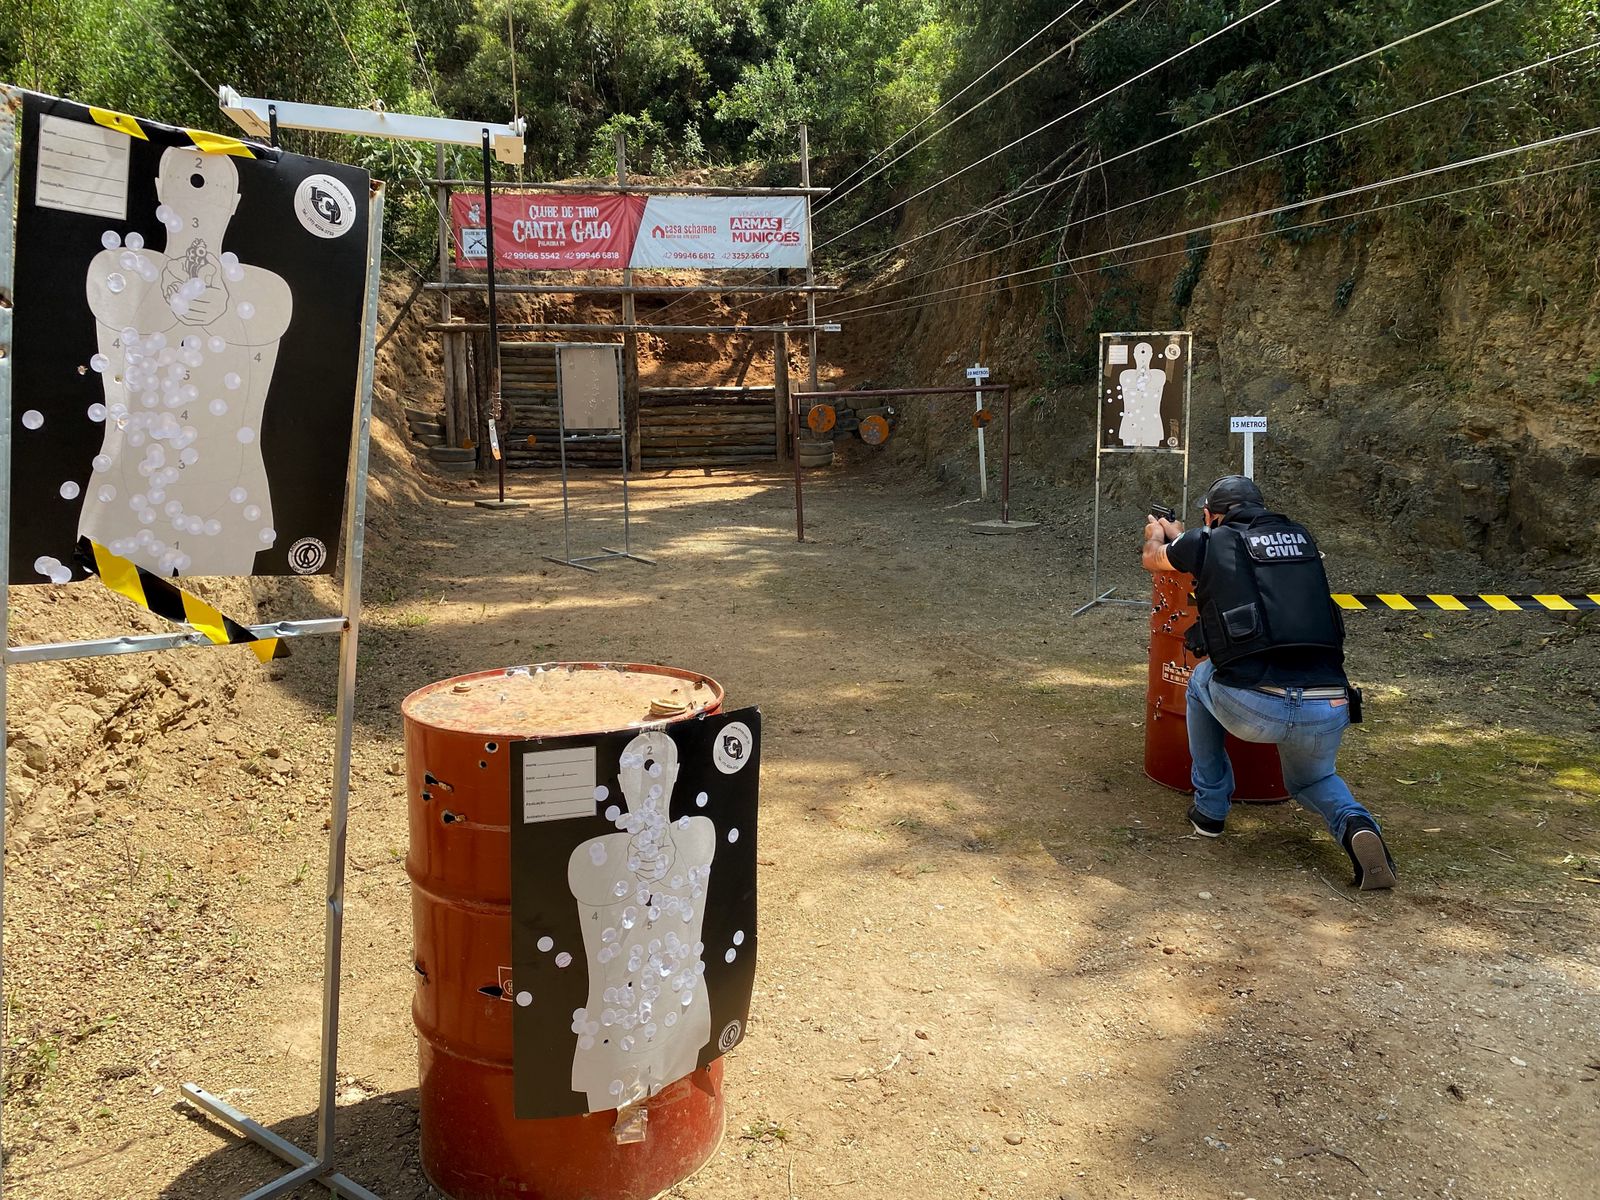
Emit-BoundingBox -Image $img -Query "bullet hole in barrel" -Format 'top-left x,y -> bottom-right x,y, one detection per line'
413,961 -> 428,980
421,790 -> 432,801
478,985 -> 504,998
479,760 -> 488,769
441,810 -> 459,825
485,741 -> 499,753
424,772 -> 453,792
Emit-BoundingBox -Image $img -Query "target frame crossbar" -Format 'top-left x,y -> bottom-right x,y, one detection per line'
541,343 -> 657,573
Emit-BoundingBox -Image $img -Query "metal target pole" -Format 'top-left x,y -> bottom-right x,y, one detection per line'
482,129 -> 505,504
181,182 -> 388,1200
0,85 -> 19,1200
1181,332 -> 1192,515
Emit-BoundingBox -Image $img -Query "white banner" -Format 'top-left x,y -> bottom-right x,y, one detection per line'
627,196 -> 809,269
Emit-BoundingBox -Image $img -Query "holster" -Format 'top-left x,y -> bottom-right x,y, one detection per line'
1346,685 -> 1363,724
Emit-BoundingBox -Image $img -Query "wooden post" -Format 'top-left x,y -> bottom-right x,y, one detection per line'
774,275 -> 791,464
801,124 -> 819,395
437,145 -> 457,446
457,331 -> 475,464
617,130 -> 642,471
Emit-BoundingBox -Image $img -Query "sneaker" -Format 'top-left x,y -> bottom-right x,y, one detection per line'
1187,804 -> 1225,838
1342,817 -> 1396,890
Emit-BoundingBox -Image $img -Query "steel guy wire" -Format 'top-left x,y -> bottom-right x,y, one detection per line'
668,1 -> 1125,323
823,152 -> 1600,327
396,0 -> 443,112
815,0 -> 1104,214
820,122 -> 1600,321
665,2 -> 1104,326
126,10 -> 218,100
819,0 -> 1508,259
684,0 -> 1220,329
829,36 -> 1600,308
319,0 -> 385,107
815,0 -> 1290,251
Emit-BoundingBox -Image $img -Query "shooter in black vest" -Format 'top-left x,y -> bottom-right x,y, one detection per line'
1141,475 -> 1396,890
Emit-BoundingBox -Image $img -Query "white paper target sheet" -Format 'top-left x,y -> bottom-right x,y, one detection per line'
9,93 -> 371,583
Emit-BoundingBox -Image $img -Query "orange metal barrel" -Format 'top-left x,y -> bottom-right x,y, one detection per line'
403,663 -> 728,1200
1145,573 -> 1289,803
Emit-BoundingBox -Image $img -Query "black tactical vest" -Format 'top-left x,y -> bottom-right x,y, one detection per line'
1193,509 -> 1344,668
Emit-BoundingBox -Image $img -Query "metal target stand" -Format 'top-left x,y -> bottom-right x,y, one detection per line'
542,343 -> 656,573
1072,330 -> 1193,617
0,89 -> 383,1200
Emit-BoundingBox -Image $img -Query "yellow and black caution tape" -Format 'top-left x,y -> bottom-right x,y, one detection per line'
88,105 -> 258,158
1333,593 -> 1600,612
74,538 -> 286,662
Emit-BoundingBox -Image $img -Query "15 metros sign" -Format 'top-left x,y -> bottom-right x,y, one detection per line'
452,194 -> 809,270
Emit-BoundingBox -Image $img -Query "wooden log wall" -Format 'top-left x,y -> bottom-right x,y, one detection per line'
492,343 -> 780,470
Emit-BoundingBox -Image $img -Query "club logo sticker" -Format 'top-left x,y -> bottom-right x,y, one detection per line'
288,536 -> 328,574
718,1021 -> 743,1052
713,722 -> 753,774
294,174 -> 356,239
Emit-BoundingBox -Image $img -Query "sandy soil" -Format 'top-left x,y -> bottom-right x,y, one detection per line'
4,444 -> 1597,1200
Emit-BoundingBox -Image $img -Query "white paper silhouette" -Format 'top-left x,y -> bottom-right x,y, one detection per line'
1116,341 -> 1167,448
81,147 -> 293,576
566,730 -> 716,1109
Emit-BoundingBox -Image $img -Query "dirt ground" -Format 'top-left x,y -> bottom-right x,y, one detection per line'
3,444 -> 1598,1199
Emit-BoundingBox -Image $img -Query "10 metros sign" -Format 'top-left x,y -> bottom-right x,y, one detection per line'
451,194 -> 809,271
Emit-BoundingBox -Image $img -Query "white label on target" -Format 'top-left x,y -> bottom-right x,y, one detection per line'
522,747 -> 598,823
1229,416 -> 1267,433
36,115 -> 130,219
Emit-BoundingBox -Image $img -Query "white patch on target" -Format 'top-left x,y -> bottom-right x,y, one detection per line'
287,536 -> 328,574
712,722 -> 753,775
294,173 -> 357,239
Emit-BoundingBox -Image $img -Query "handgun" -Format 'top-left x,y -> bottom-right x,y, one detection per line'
1150,503 -> 1176,522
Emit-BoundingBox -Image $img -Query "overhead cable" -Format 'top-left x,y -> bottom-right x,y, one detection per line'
818,0 -> 1507,255
820,123 -> 1600,320
820,152 -> 1600,326
830,37 -> 1600,307
816,0 -> 1105,214
816,0 -> 1290,250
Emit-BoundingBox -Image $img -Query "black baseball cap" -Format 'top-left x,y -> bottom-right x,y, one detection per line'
1197,474 -> 1264,515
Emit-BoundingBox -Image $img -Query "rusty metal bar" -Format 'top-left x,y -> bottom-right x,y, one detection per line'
794,385 -> 1010,401
426,321 -> 836,335
425,281 -> 838,295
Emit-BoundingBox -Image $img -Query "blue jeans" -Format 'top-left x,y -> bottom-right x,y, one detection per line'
1186,658 -> 1374,842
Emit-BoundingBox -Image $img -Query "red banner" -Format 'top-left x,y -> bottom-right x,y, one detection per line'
450,193 -> 644,270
